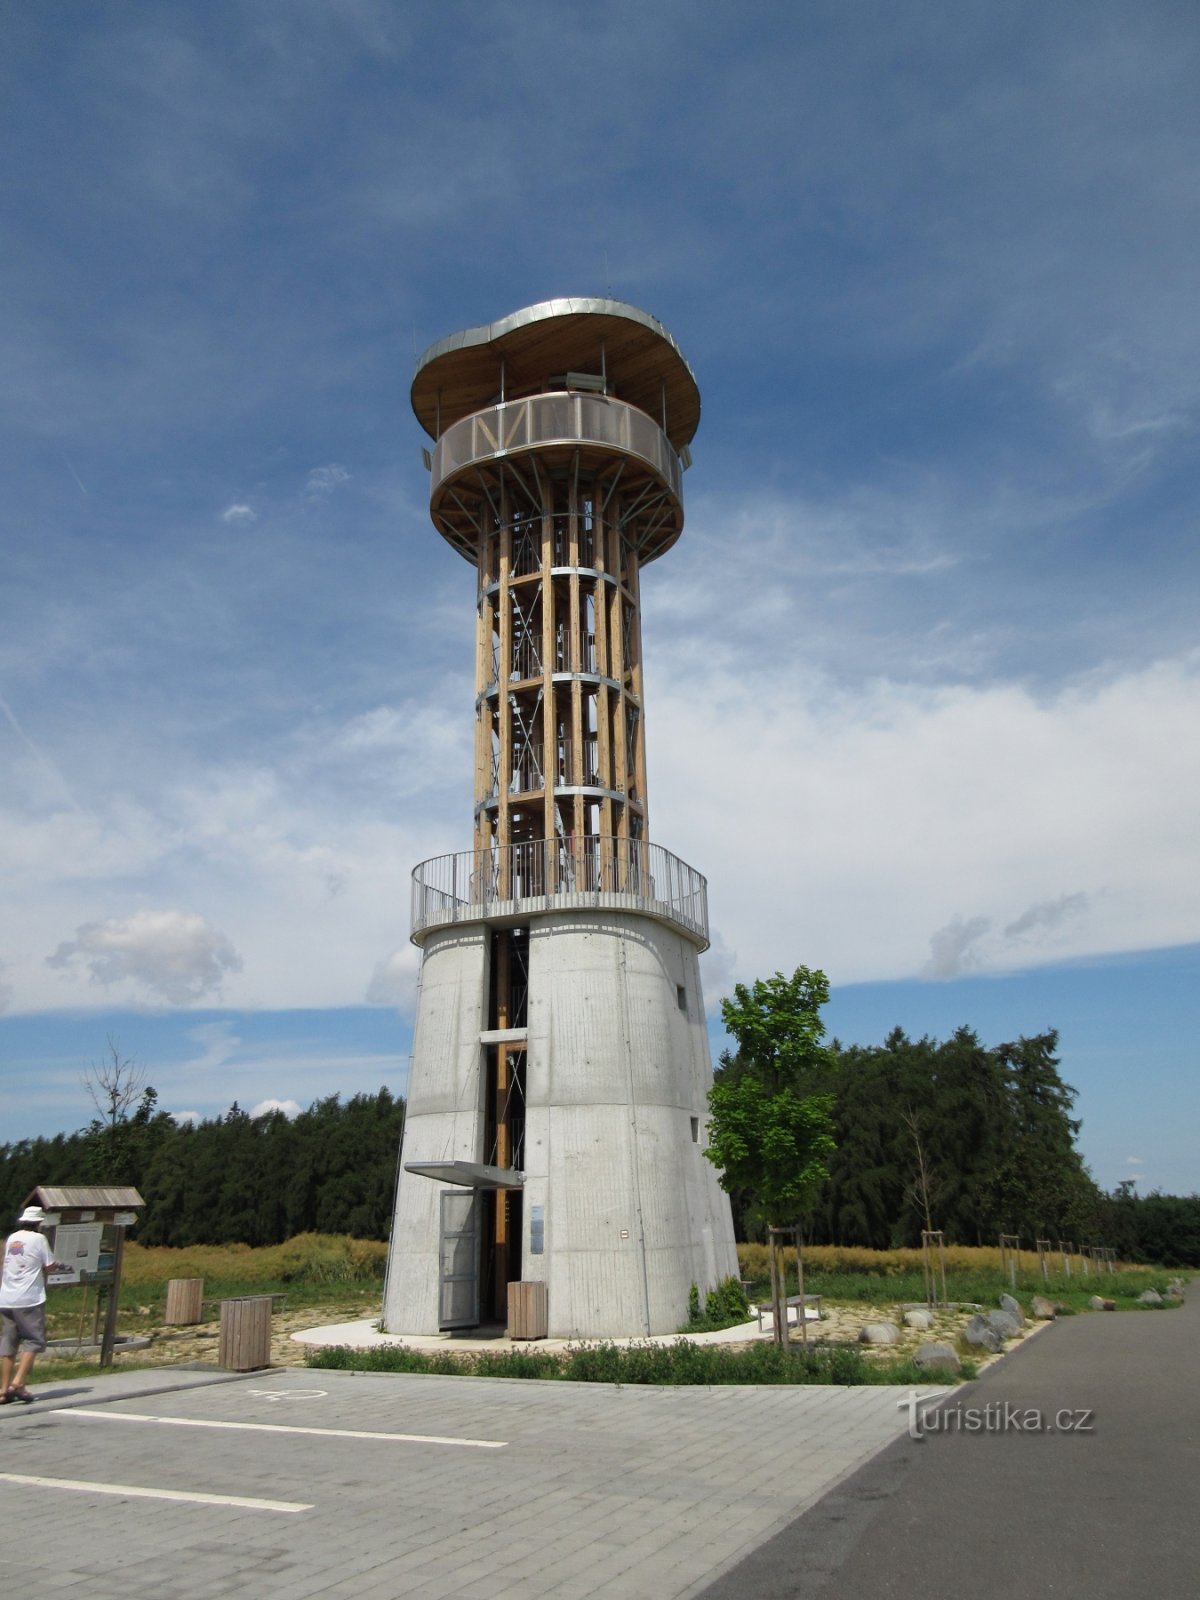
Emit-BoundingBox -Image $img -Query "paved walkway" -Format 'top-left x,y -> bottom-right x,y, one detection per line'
696,1281 -> 1200,1600
0,1363 -> 948,1600
290,1310 -> 816,1355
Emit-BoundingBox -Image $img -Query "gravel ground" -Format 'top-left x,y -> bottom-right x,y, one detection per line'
39,1293 -> 1038,1378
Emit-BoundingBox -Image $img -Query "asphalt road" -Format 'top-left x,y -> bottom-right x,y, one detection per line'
697,1281 -> 1200,1600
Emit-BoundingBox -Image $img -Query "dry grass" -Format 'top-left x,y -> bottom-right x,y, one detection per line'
119,1233 -> 388,1291
735,1242 -> 1103,1278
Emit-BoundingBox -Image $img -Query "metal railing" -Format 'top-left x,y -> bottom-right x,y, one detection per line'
411,836 -> 708,946
431,393 -> 684,504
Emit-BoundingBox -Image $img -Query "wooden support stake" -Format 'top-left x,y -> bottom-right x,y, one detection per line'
793,1226 -> 808,1347
99,1226 -> 126,1368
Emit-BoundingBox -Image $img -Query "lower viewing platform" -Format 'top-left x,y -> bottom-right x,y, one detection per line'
411,836 -> 708,947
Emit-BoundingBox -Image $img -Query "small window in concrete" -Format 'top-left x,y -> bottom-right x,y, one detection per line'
690,1116 -> 700,1144
676,984 -> 687,1012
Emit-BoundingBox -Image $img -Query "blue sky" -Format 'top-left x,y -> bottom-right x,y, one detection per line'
2,1 -> 1197,1195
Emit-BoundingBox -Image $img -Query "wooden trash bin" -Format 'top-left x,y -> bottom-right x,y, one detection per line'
218,1295 -> 273,1371
507,1280 -> 549,1341
164,1278 -> 204,1326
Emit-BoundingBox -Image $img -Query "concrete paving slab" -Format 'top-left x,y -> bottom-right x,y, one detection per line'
1,1362 -> 270,1412
0,1363 -> 951,1600
290,1314 -> 780,1353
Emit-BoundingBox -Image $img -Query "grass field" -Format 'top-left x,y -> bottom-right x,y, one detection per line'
735,1241 -> 1180,1316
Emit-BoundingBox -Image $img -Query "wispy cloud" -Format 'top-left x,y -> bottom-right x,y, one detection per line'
1005,893 -> 1090,939
924,916 -> 992,981
304,463 -> 350,496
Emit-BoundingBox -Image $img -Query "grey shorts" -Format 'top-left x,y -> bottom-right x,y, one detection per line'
0,1303 -> 47,1355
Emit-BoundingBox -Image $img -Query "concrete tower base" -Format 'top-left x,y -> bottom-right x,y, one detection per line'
383,910 -> 739,1339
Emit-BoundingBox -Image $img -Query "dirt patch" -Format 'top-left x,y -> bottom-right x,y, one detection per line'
41,1294 -> 382,1375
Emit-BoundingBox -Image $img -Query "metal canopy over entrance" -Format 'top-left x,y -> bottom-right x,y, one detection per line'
404,1160 -> 525,1190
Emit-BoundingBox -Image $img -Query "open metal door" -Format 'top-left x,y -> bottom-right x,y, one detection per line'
439,1189 -> 480,1329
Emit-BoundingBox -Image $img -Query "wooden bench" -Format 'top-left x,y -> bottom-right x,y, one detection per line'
755,1293 -> 822,1334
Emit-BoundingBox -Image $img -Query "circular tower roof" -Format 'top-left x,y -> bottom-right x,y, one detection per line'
411,297 -> 701,453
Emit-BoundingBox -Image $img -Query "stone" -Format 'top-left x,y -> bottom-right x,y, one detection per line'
962,1314 -> 1002,1353
903,1309 -> 934,1331
999,1292 -> 1025,1325
1138,1289 -> 1164,1305
1089,1295 -> 1116,1311
858,1321 -> 901,1346
913,1341 -> 961,1375
985,1309 -> 1022,1339
1031,1294 -> 1059,1320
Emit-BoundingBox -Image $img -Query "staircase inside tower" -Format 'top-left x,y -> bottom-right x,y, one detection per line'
482,926 -> 528,1320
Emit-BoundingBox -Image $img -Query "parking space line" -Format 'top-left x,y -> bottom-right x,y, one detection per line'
51,1409 -> 507,1449
0,1470 -> 310,1513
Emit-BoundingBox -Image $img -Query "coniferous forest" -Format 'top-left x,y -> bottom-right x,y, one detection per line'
2,1034 -> 1197,1264
713,1024 -> 1199,1265
0,1088 -> 405,1247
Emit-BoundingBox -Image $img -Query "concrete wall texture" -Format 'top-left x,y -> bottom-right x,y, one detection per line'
382,924 -> 488,1336
383,909 -> 739,1338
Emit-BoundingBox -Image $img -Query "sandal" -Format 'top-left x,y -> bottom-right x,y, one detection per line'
8,1386 -> 33,1404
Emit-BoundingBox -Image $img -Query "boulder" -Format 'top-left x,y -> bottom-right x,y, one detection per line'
962,1315 -> 1002,1353
1031,1295 -> 1059,1320
985,1310 -> 1022,1339
903,1309 -> 934,1332
858,1321 -> 901,1346
999,1293 -> 1025,1325
913,1341 -> 961,1376
1089,1295 -> 1116,1311
1138,1289 -> 1164,1306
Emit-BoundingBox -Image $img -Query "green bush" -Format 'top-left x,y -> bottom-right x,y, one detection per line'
306,1337 -> 948,1386
679,1275 -> 752,1333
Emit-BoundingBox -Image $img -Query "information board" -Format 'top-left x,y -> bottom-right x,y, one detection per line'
47,1222 -> 104,1286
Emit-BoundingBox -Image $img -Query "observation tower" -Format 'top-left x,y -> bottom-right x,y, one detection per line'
383,298 -> 738,1338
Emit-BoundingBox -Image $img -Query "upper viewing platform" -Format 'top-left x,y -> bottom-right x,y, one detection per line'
411,298 -> 701,452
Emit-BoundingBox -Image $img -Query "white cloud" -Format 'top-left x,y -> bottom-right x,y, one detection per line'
171,1109 -> 201,1126
47,910 -> 243,1005
3,648 -> 1196,1016
366,948 -> 419,1008
304,463 -> 350,496
249,1097 -> 301,1119
1125,1156 -> 1144,1166
0,963 -> 11,1013
651,651 -> 1200,991
220,503 -> 257,524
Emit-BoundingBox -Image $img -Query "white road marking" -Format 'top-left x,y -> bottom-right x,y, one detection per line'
244,1388 -> 328,1402
51,1409 -> 507,1449
0,1470 -> 310,1513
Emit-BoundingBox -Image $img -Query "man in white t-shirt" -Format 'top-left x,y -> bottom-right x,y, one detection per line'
1,1205 -> 61,1403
